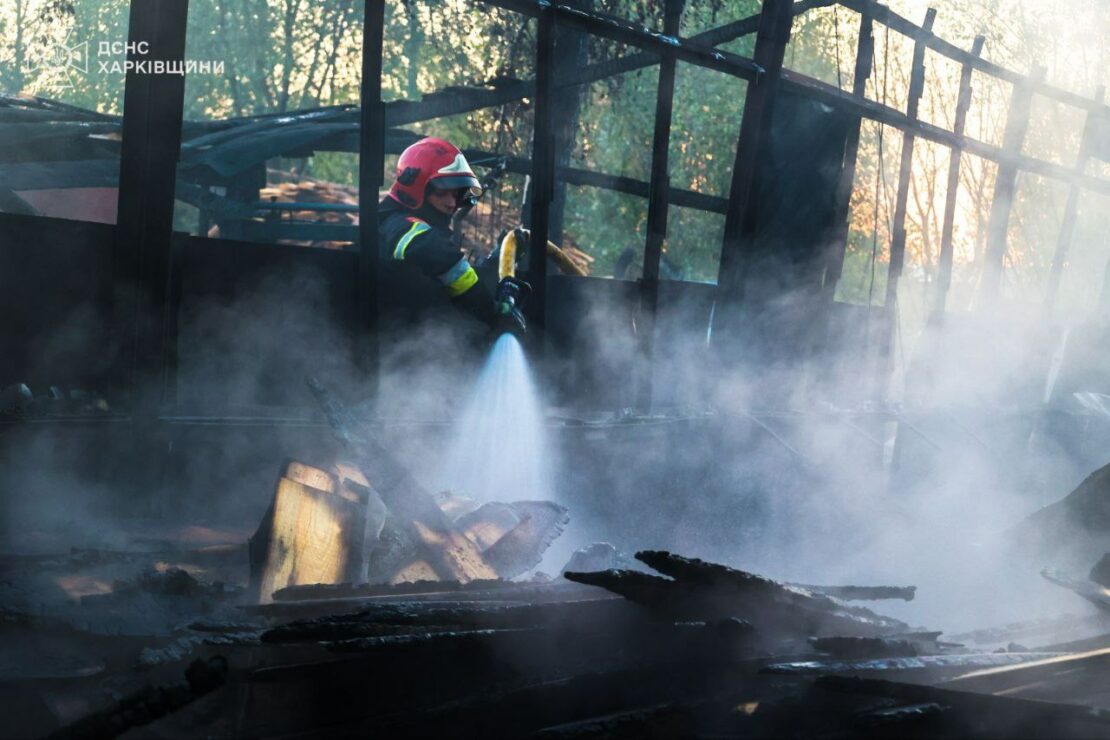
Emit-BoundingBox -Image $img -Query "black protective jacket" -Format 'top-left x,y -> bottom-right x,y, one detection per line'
377,197 -> 498,328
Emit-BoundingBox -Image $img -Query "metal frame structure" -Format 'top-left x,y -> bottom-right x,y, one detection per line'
3,0 -> 1110,415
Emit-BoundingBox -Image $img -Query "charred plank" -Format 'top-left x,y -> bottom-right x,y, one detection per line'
566,552 -> 909,639
46,656 -> 227,740
792,584 -> 917,602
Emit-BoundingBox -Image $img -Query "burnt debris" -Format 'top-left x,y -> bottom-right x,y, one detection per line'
4,535 -> 1110,738
565,550 -> 911,639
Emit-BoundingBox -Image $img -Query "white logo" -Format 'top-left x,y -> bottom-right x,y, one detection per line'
26,32 -> 89,90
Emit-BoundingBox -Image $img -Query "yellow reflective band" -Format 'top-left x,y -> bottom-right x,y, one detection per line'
442,261 -> 479,297
393,220 -> 430,260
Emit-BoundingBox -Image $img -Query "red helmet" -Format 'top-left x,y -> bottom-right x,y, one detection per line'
387,137 -> 481,210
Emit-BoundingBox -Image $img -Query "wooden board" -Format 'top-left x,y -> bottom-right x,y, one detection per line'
249,465 -> 367,604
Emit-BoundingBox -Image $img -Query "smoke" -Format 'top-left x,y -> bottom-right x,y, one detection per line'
4,229 -> 1108,639
528,268 -> 1110,633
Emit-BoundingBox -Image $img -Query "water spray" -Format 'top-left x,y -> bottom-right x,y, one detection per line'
438,229 -> 559,526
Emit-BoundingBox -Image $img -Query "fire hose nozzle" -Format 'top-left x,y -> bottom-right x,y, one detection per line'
495,275 -> 531,336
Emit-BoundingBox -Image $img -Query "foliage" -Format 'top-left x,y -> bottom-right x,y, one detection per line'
1,0 -> 1107,311
0,0 -> 129,113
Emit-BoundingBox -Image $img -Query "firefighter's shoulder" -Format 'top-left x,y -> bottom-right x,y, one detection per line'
391,216 -> 443,260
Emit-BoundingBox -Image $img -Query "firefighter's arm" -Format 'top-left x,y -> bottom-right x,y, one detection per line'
395,221 -> 499,325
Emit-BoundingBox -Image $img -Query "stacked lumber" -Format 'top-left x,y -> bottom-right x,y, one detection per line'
248,460 -> 568,604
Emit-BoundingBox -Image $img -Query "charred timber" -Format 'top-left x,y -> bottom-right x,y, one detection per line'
47,656 -> 227,740
565,551 -> 909,639
792,583 -> 917,602
373,661 -> 765,738
838,0 -> 1108,114
260,621 -> 458,644
817,674 -> 1110,738
481,0 -> 763,80
259,597 -> 641,642
809,635 -> 922,658
1091,553 -> 1110,589
270,578 -> 513,602
1041,569 -> 1110,612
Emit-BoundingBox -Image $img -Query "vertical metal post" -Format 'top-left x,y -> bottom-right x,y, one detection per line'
357,0 -> 386,387
634,0 -> 684,411
934,35 -> 985,318
114,0 -> 190,415
876,7 -> 934,397
822,7 -> 875,302
1044,85 -> 1105,313
713,0 -> 794,334
978,65 -> 1045,303
528,4 -> 556,332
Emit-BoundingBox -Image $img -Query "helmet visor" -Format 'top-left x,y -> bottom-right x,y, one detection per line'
429,174 -> 482,197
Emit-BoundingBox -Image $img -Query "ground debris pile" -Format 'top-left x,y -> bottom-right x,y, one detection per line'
5,544 -> 1110,738
245,379 -> 570,604
248,459 -> 568,604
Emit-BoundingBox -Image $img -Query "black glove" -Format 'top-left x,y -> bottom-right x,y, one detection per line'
493,276 -> 531,337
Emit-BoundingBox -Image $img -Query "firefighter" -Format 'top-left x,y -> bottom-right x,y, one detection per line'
378,137 -> 526,336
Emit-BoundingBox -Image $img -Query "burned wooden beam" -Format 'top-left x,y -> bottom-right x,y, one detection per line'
46,656 -> 227,740
790,583 -> 917,601
526,2 -> 556,332
940,647 -> 1110,705
381,0 -> 827,132
818,673 -> 1110,738
260,621 -> 459,645
269,578 -> 602,605
356,0 -> 386,385
547,0 -> 593,245
306,379 -> 499,585
809,635 -> 922,659
822,6 -> 875,304
565,551 -> 909,639
483,0 -> 762,81
779,67 -> 1110,198
257,596 -> 636,641
373,661 -> 766,738
979,65 -> 1046,303
271,578 -> 511,602
935,35 -> 986,317
634,0 -> 683,412
244,608 -> 765,738
879,8 -> 935,394
322,626 -> 544,653
1041,569 -> 1110,611
430,144 -> 732,214
714,0 -> 795,327
1045,85 -> 1106,312
837,0 -> 1106,115
1092,553 -> 1110,589
114,0 -> 189,417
